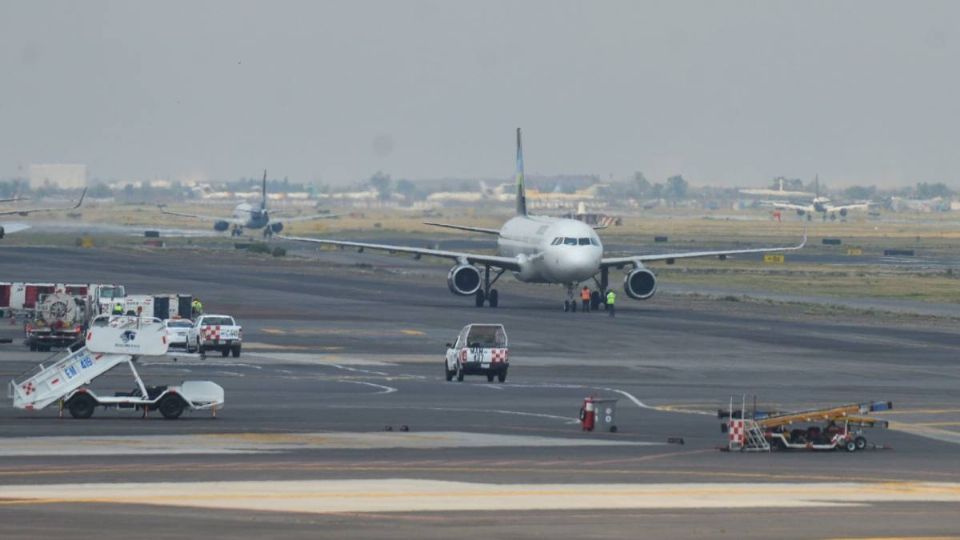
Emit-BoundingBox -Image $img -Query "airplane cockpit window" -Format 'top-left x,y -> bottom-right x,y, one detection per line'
578,238 -> 591,245
563,237 -> 577,245
551,237 -> 563,245
590,238 -> 601,246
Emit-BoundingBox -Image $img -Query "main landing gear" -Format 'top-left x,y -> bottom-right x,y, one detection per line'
565,267 -> 609,312
230,226 -> 244,237
475,265 -> 505,308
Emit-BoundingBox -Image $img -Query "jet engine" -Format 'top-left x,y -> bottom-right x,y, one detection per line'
270,222 -> 284,233
447,264 -> 481,296
213,221 -> 230,232
624,267 -> 657,300
839,208 -> 848,217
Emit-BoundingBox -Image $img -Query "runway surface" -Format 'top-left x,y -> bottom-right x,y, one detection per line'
1,245 -> 960,539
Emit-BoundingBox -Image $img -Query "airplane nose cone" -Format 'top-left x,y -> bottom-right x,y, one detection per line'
554,248 -> 600,282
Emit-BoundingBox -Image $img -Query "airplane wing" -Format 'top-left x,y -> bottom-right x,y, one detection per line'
278,235 -> 523,271
764,201 -> 811,212
828,202 -> 871,212
0,188 -> 86,217
0,223 -> 30,234
423,222 -> 501,235
158,206 -> 244,224
273,213 -> 339,223
600,231 -> 807,268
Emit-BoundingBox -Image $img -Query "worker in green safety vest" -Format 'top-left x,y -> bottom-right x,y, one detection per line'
605,290 -> 616,317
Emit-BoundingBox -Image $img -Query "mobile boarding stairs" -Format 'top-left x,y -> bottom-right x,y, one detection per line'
8,315 -> 224,420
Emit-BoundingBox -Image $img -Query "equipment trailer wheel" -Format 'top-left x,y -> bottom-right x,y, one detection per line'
844,439 -> 857,452
855,436 -> 867,450
158,395 -> 185,420
67,394 -> 97,419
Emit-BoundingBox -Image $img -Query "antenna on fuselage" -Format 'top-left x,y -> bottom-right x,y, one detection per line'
515,128 -> 527,217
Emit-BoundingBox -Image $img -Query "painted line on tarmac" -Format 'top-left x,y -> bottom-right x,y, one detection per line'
341,380 -> 398,394
500,383 -> 711,416
888,422 -> 960,446
0,431 -> 648,457
3,480 -> 960,513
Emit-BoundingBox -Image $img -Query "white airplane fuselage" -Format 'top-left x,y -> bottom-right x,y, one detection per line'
233,202 -> 270,230
497,215 -> 602,284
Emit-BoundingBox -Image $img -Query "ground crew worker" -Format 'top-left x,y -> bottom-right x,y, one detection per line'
191,298 -> 203,317
606,289 -> 616,317
112,302 -> 123,315
580,286 -> 591,312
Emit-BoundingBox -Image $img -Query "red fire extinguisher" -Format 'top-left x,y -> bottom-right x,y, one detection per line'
579,397 -> 596,431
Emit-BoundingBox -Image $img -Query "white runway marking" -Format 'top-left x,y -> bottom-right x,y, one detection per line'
341,380 -> 397,394
0,431 -> 650,457
5,480 -> 960,513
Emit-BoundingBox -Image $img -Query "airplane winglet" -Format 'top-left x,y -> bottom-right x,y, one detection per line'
72,188 -> 87,210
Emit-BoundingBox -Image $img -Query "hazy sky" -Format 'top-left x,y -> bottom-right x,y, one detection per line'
1,1 -> 959,188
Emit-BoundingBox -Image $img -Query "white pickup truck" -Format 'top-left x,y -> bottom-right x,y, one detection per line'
186,314 -> 242,357
444,323 -> 509,382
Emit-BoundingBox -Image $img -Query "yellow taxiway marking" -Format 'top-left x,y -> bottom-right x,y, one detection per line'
3,480 -> 960,514
400,329 -> 426,336
876,409 -> 960,415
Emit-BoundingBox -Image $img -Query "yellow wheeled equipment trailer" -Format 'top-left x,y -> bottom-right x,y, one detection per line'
721,397 -> 892,452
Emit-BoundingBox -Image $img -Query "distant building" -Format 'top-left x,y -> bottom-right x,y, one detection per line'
29,164 -> 87,189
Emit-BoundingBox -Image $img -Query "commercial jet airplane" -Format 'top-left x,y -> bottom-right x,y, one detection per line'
160,171 -> 335,237
281,129 -> 806,309
764,177 -> 872,221
0,188 -> 86,239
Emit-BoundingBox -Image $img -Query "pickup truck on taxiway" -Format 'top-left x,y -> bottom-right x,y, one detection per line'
186,314 -> 242,358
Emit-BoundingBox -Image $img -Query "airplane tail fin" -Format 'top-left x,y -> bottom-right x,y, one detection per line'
261,170 -> 268,210
515,128 -> 527,216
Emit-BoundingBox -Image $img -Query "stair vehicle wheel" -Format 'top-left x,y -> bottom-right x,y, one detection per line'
158,395 -> 185,420
475,290 -> 485,307
67,393 -> 97,419
221,348 -> 229,357
854,435 -> 867,450
456,367 -> 464,382
844,439 -> 857,452
488,289 -> 499,308
487,372 -> 495,382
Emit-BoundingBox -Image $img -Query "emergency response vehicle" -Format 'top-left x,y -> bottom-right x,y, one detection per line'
9,315 -> 225,419
186,314 -> 242,357
444,324 -> 508,382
